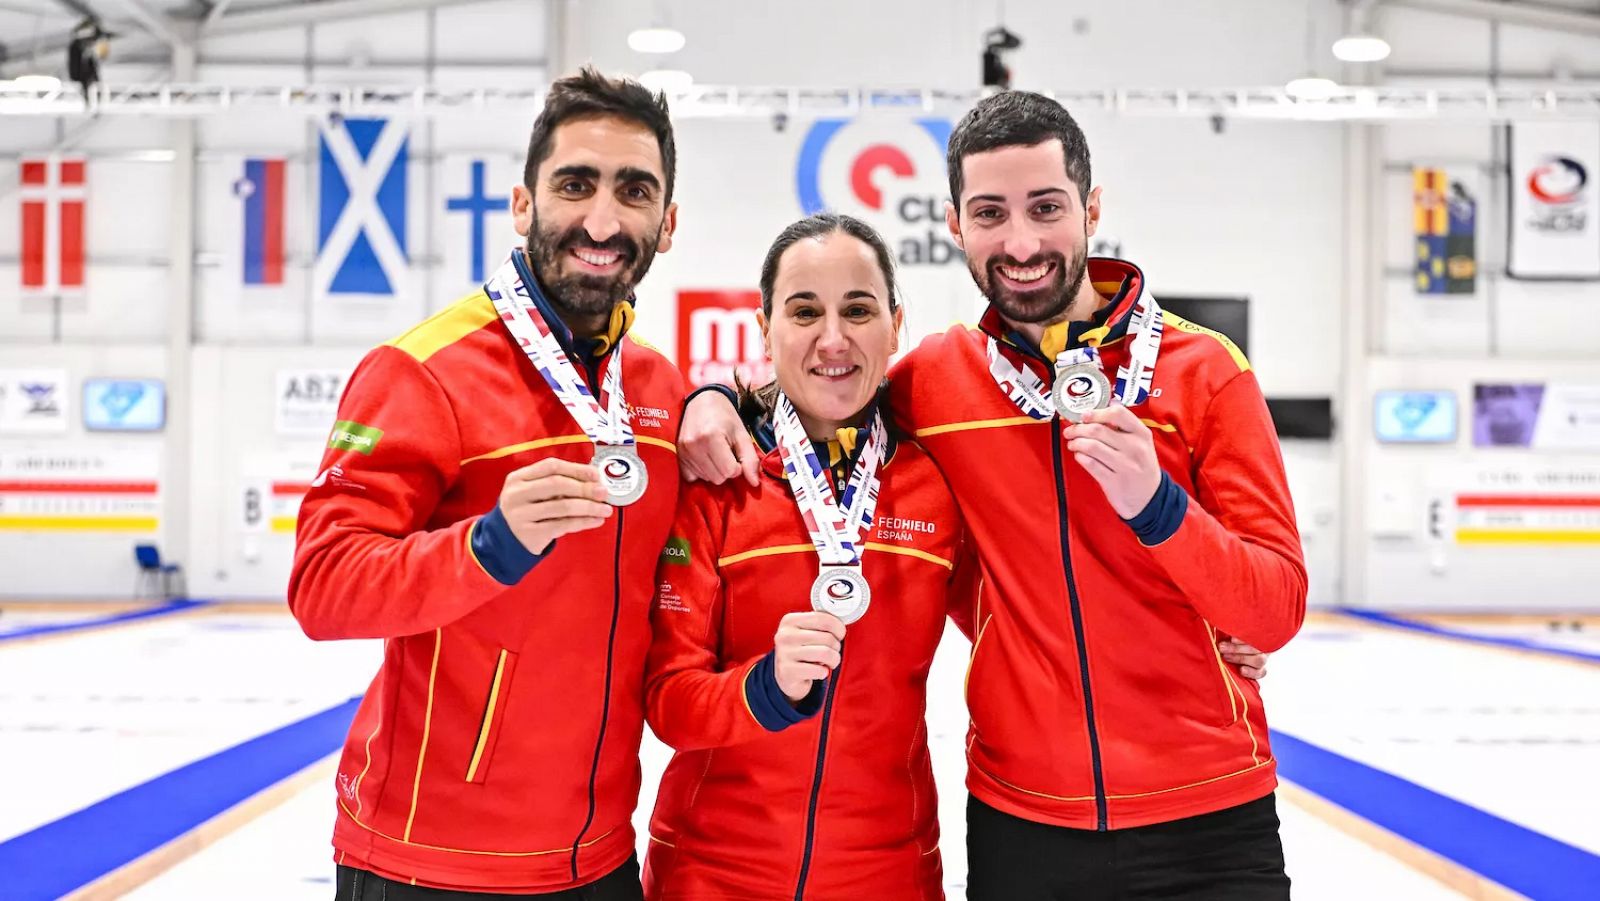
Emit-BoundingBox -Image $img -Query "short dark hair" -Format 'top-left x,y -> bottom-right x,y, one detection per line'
739,213 -> 900,419
523,66 -> 677,203
946,90 -> 1091,209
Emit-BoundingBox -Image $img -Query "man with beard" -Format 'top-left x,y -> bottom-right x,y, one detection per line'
289,68 -> 683,900
679,90 -> 1304,899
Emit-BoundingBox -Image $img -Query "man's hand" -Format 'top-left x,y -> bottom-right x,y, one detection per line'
679,390 -> 760,487
1063,404 -> 1163,520
1220,639 -> 1268,680
497,458 -> 613,555
773,611 -> 846,702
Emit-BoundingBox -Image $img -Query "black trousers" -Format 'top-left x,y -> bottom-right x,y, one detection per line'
966,793 -> 1291,900
334,855 -> 643,901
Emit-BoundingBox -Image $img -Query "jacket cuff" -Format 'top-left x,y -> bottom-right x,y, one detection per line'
470,505 -> 551,586
683,383 -> 739,416
745,650 -> 824,732
1124,472 -> 1189,547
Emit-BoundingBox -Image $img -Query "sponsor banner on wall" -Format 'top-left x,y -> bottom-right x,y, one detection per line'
240,448 -> 331,536
0,369 -> 69,434
1412,166 -> 1478,295
1473,383 -> 1600,450
0,443 -> 160,531
83,378 -> 166,432
1508,121 -> 1600,279
794,116 -> 961,268
1452,465 -> 1600,544
275,369 -> 349,437
439,154 -> 518,298
676,290 -> 772,389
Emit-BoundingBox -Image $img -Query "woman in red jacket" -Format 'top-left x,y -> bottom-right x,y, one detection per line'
640,214 -> 1264,899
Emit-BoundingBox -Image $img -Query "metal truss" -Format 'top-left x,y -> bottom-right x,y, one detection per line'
3,81 -> 1599,121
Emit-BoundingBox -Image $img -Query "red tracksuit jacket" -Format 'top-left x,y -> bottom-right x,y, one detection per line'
888,257 -> 1307,831
642,427 -> 974,900
289,285 -> 685,891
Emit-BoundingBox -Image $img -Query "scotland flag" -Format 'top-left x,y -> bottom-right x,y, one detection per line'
316,117 -> 409,297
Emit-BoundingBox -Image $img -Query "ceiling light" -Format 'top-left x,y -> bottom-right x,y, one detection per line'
1285,76 -> 1340,101
628,27 -> 686,54
1332,34 -> 1391,63
639,69 -> 693,93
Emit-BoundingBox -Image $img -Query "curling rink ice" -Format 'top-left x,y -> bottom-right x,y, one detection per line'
3,604 -> 1596,900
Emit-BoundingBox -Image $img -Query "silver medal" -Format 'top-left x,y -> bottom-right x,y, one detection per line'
810,565 -> 871,625
1052,363 -> 1112,423
593,444 -> 647,507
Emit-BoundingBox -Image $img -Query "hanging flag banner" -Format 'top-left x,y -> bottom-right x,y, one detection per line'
0,369 -> 69,434
19,155 -> 87,297
316,117 -> 411,300
0,444 -> 160,532
1412,166 -> 1478,295
1508,121 -> 1600,280
439,154 -> 516,297
237,157 -> 287,286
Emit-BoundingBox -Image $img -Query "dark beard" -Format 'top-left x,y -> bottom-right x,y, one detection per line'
525,213 -> 662,319
969,241 -> 1088,326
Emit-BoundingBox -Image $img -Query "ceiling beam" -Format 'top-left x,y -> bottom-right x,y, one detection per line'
1,0 -> 484,76
50,0 -> 98,20
204,0 -> 487,37
202,0 -> 235,29
106,0 -> 187,48
1380,0 -> 1600,37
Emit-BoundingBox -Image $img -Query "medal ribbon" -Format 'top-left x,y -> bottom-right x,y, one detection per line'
985,291 -> 1165,419
486,252 -> 634,447
772,391 -> 887,567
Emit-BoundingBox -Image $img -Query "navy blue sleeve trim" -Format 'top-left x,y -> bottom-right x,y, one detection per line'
470,505 -> 551,586
684,383 -> 739,415
745,650 -> 824,732
1124,471 -> 1189,546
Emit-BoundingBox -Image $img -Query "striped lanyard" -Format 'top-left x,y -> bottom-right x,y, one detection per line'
772,392 -> 887,567
985,291 -> 1165,421
485,252 -> 633,447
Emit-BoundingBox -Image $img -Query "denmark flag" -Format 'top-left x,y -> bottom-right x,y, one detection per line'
20,155 -> 87,296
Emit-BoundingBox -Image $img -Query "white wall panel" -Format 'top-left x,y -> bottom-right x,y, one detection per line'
0,344 -> 166,598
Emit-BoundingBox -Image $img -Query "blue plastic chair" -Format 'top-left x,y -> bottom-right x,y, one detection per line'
134,543 -> 185,599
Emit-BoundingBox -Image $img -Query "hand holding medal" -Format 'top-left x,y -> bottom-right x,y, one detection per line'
773,610 -> 847,702
1061,403 -> 1162,520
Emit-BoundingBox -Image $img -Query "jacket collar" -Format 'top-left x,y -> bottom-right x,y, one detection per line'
751,387 -> 897,483
510,249 -> 635,360
978,257 -> 1147,363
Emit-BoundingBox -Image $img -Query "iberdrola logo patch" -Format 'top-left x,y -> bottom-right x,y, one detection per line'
660,535 -> 690,565
328,420 -> 384,455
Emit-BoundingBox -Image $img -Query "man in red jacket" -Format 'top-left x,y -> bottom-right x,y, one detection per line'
681,90 -> 1304,899
290,68 -> 685,899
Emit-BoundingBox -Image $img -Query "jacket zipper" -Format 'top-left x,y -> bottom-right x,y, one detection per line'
793,642 -> 845,900
1051,420 -> 1109,831
570,508 -> 625,878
